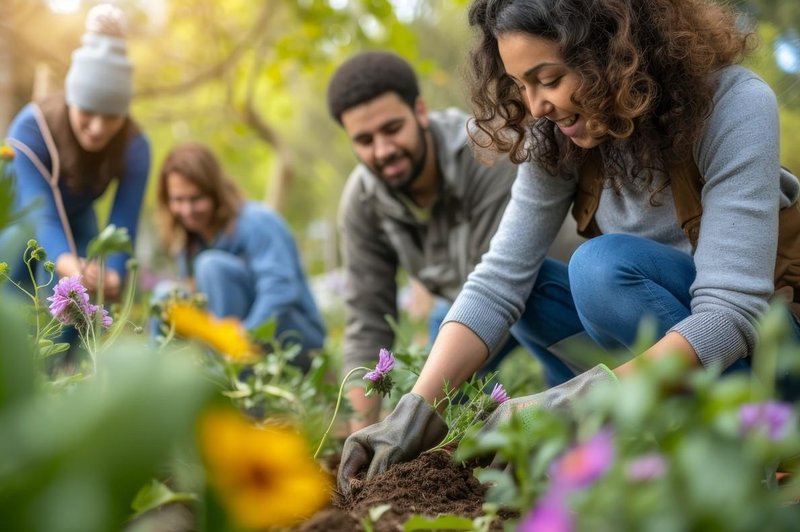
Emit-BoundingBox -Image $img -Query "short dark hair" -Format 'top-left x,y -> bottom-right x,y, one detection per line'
327,51 -> 420,124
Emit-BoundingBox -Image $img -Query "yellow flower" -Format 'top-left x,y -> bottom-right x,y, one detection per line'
200,409 -> 332,529
0,145 -> 13,161
167,303 -> 259,362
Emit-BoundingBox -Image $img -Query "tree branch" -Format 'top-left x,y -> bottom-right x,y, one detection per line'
135,1 -> 275,99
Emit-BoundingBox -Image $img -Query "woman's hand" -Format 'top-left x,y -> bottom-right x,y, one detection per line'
337,393 -> 447,495
82,261 -> 122,300
55,253 -> 85,278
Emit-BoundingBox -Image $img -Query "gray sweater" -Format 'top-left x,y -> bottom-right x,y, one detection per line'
446,65 -> 800,370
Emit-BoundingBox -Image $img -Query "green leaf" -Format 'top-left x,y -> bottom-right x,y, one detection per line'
130,479 -> 197,518
475,468 -> 518,506
0,300 -> 36,408
403,514 -> 475,531
36,340 -> 71,359
86,225 -> 133,260
249,318 -> 277,344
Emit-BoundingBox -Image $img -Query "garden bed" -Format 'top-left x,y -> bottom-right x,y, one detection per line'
298,451 -> 508,531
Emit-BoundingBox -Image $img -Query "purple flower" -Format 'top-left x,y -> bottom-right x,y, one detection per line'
47,276 -> 93,326
489,383 -> 509,404
363,348 -> 396,397
88,304 -> 114,328
740,401 -> 795,440
551,429 -> 614,490
47,276 -> 112,329
364,347 -> 395,382
100,308 -> 113,328
626,453 -> 668,482
519,493 -> 573,532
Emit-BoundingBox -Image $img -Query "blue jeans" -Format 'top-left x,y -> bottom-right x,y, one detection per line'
428,285 -> 577,387
512,234 -> 800,394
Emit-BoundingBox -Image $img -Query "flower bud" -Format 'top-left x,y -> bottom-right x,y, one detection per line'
31,247 -> 47,261
43,261 -> 55,273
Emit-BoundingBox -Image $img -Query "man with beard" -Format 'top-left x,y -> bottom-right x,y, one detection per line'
328,51 -> 577,432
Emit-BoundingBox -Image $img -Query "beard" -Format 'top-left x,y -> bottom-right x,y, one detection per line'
372,122 -> 428,194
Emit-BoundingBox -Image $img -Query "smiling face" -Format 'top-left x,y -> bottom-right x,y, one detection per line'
340,92 -> 430,191
67,106 -> 126,152
166,171 -> 216,240
497,32 -> 605,149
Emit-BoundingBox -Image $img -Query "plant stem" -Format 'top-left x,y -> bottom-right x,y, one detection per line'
102,260 -> 138,348
313,366 -> 370,460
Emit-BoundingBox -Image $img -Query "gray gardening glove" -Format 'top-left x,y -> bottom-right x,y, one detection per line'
481,364 -> 617,435
337,393 -> 448,495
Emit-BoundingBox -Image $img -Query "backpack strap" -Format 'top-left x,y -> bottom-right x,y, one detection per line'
667,160 -> 703,250
572,149 -> 603,239
6,103 -> 79,259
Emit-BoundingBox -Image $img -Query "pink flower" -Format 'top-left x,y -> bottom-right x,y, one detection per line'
88,304 -> 114,328
47,276 -> 112,329
364,347 -> 395,382
489,383 -> 509,404
551,429 -> 614,490
47,276 -> 93,327
519,493 -> 573,532
626,453 -> 667,482
363,348 -> 396,397
740,401 -> 794,440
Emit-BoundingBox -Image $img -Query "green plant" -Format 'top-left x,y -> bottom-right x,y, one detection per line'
455,303 -> 800,531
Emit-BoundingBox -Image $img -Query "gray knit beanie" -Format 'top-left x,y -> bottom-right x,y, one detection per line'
65,4 -> 133,116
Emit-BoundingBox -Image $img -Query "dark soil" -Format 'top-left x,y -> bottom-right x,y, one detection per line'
297,451 -> 509,532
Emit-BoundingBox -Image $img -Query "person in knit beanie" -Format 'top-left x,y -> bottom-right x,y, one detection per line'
65,3 -> 133,117
62,3 -> 134,153
2,3 -> 150,370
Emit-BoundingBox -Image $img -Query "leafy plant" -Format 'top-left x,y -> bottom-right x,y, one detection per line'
456,303 -> 800,531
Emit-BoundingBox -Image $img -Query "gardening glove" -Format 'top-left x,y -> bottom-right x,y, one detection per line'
481,364 -> 617,435
337,393 -> 448,495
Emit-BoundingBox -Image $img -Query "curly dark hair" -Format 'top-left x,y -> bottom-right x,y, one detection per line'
327,51 -> 420,124
467,0 -> 755,184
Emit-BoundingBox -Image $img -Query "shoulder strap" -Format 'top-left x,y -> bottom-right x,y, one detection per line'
667,160 -> 703,249
6,103 -> 79,259
572,149 -> 603,238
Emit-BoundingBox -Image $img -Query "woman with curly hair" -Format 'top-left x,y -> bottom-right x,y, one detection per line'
337,0 -> 800,493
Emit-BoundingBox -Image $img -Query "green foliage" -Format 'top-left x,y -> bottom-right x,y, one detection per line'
456,302 -> 800,531
130,479 -> 198,519
85,224 -> 133,261
429,373 -> 503,452
0,337 -> 215,532
0,148 -> 22,233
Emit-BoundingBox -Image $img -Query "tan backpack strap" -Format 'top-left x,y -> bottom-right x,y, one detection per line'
668,160 -> 703,250
5,103 -> 79,259
572,149 -> 604,238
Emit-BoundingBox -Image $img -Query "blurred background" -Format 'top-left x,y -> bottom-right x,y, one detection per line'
1,0 -> 799,310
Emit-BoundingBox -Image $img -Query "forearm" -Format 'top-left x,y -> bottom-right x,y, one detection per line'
614,331 -> 699,378
346,387 -> 382,433
411,321 -> 489,404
